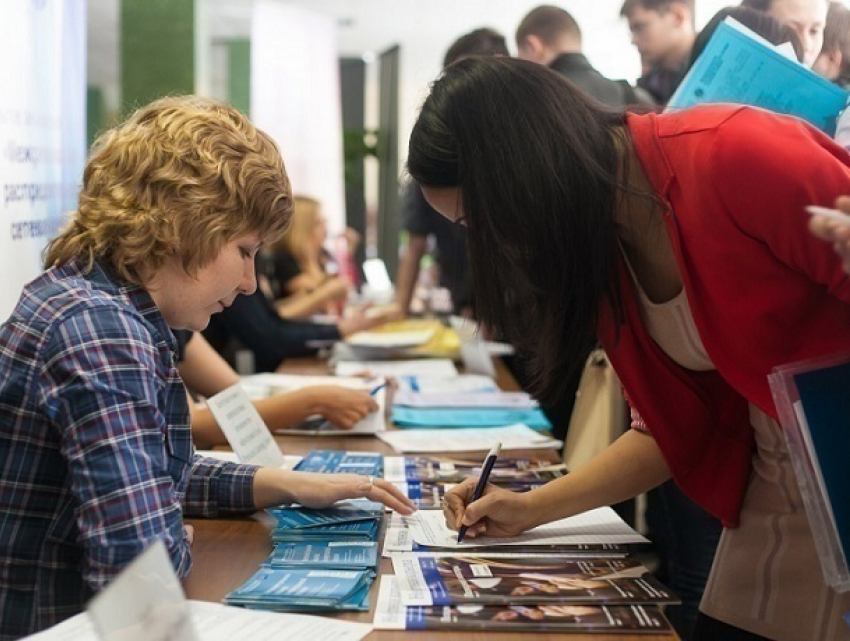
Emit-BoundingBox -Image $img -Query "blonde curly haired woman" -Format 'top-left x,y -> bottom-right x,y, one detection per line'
0,95 -> 414,639
263,195 -> 352,319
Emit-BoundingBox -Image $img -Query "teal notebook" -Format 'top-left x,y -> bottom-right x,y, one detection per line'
391,407 -> 552,430
668,19 -> 848,134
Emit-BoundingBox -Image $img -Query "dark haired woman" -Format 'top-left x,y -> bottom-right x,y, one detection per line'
416,57 -> 850,640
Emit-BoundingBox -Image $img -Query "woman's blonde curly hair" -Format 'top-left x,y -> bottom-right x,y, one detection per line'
44,95 -> 293,285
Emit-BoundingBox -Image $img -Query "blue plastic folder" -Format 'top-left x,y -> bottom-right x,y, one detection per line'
391,407 -> 552,430
267,502 -> 383,528
769,353 -> 850,592
668,19 -> 848,134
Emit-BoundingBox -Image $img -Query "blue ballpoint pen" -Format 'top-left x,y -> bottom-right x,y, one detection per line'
457,442 -> 501,543
369,382 -> 387,396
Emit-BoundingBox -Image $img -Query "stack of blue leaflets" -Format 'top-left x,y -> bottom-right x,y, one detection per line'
224,567 -> 373,612
263,541 -> 379,572
267,502 -> 383,543
294,449 -> 383,477
226,450 -> 387,612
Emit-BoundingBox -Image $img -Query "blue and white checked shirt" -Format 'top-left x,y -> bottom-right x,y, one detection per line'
0,261 -> 259,639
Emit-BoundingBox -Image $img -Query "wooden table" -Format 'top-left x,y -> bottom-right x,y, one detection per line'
184,358 -> 677,640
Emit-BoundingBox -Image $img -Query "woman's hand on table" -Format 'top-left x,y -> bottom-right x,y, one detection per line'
442,477 -> 543,538
287,471 -> 416,514
310,385 -> 378,429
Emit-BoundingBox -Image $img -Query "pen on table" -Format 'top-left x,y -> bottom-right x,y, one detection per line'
369,382 -> 387,397
457,442 -> 501,543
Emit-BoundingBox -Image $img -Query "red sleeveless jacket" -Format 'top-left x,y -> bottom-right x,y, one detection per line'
598,106 -> 850,526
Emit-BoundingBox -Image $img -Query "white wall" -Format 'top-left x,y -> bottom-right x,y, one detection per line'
250,2 -> 347,234
0,0 -> 86,320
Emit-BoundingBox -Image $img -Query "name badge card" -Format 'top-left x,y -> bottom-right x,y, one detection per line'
88,539 -> 197,641
206,384 -> 286,468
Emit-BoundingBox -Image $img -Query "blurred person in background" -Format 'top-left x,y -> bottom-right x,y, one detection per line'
620,0 -> 697,104
741,0 -> 829,67
395,27 -> 509,317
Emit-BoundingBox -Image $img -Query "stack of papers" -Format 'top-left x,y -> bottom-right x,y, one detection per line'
378,424 -> 563,454
384,455 -> 566,484
392,479 -> 549,510
384,508 -> 647,555
343,319 -> 462,359
389,374 -> 550,431
240,374 -> 388,436
334,358 -> 458,378
373,576 -> 672,633
26,600 -> 373,640
384,455 -> 566,509
395,373 -> 495,394
376,506 -> 672,634
392,554 -> 677,606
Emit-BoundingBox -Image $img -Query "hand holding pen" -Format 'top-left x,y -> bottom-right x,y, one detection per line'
457,443 -> 501,542
441,443 -> 541,541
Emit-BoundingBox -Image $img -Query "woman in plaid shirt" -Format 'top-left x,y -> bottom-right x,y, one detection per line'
0,96 -> 414,639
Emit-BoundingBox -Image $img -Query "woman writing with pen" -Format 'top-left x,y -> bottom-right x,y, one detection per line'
411,57 -> 850,640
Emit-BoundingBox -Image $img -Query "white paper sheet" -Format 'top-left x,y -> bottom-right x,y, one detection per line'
334,358 -> 458,378
392,390 -> 536,409
372,576 -> 406,631
404,507 -> 648,549
205,385 -> 286,467
25,601 -> 373,641
196,450 -> 302,470
346,328 -> 436,348
88,540 -> 197,641
241,374 -> 388,435
377,424 -> 562,453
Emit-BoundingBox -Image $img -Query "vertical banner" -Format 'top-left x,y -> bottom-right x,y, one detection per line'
250,2 -> 346,234
0,0 -> 86,320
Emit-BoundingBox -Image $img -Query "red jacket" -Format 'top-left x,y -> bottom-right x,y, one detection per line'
598,106 -> 850,527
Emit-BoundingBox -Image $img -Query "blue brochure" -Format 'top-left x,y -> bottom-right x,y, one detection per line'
393,555 -> 678,607
271,518 -> 379,543
294,449 -> 383,476
391,407 -> 552,430
224,567 -> 373,611
266,502 -> 383,528
263,541 -> 379,571
668,19 -> 848,134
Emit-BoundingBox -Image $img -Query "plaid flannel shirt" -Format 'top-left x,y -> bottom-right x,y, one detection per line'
0,261 -> 259,639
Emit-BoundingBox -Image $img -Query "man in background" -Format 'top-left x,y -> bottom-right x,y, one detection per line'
516,5 -> 653,108
395,28 -> 509,317
620,0 -> 696,104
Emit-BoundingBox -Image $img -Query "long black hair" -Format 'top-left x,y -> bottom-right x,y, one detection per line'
408,57 -> 628,405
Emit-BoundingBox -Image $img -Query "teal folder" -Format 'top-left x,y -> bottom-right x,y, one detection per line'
668,19 -> 848,134
391,407 -> 552,430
